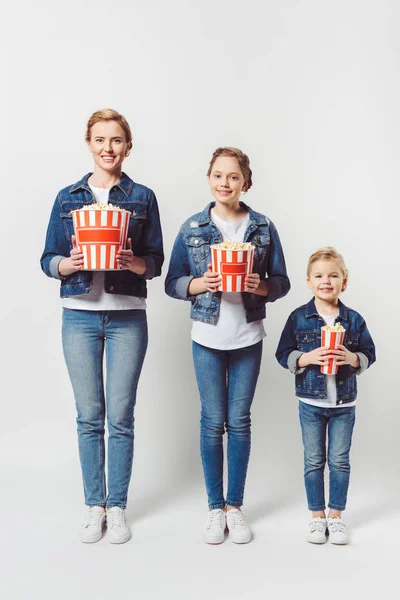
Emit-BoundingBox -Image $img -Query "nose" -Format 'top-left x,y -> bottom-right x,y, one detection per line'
104,139 -> 112,153
221,177 -> 229,187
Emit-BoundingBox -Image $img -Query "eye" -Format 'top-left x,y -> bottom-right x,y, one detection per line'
231,176 -> 238,180
214,174 -> 221,178
95,138 -> 103,143
113,139 -> 121,144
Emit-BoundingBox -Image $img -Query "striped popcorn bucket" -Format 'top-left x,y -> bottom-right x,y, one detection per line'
211,245 -> 255,292
320,328 -> 345,374
72,209 -> 130,270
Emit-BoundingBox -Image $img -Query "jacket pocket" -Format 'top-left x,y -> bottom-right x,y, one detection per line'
185,235 -> 211,265
295,332 -> 317,352
345,334 -> 360,351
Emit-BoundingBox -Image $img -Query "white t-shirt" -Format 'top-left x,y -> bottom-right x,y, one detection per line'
62,185 -> 146,311
299,313 -> 356,408
191,209 -> 266,350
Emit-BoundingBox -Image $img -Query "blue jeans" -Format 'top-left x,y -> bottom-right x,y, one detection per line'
299,401 -> 356,511
192,341 -> 263,509
62,309 -> 148,508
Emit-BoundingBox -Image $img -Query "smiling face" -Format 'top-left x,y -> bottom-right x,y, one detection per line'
307,259 -> 347,303
208,156 -> 246,206
87,120 -> 129,175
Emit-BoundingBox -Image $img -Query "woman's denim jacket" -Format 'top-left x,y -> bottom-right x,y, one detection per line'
275,298 -> 376,405
165,202 -> 290,324
41,172 -> 164,298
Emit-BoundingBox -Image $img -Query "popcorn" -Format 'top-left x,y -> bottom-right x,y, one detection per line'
210,241 -> 254,251
321,322 -> 345,333
72,202 -> 123,212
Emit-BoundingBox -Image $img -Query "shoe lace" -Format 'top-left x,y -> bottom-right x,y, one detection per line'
108,508 -> 124,528
309,519 -> 326,533
228,510 -> 246,528
207,510 -> 224,528
85,507 -> 104,528
329,519 -> 345,534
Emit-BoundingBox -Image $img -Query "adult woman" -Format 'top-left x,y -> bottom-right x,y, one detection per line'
165,147 -> 290,544
41,109 -> 163,544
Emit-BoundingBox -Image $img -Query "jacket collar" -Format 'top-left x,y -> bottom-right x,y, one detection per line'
305,297 -> 349,321
198,201 -> 269,226
70,172 -> 134,197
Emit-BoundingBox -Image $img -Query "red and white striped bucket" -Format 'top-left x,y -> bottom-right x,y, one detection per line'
72,209 -> 130,270
211,246 -> 254,292
320,328 -> 345,374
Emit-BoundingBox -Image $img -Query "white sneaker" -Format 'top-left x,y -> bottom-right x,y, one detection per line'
226,508 -> 252,544
106,507 -> 131,544
80,506 -> 106,543
327,517 -> 348,545
203,509 -> 226,544
306,518 -> 327,544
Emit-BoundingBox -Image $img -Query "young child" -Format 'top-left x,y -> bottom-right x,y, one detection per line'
276,247 -> 375,544
165,147 -> 290,544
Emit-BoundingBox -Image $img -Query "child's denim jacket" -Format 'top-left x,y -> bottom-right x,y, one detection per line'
40,172 -> 164,298
165,202 -> 290,324
275,298 -> 376,405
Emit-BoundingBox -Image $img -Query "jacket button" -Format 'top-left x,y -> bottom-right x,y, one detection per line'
194,239 -> 199,244
339,400 -> 343,404
110,286 -> 114,291
338,380 -> 343,385
348,340 -> 352,345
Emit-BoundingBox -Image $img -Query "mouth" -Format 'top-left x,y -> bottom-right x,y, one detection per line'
101,155 -> 116,163
217,190 -> 232,196
319,287 -> 334,292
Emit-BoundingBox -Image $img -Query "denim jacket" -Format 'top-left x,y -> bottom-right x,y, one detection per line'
41,172 -> 164,298
275,298 -> 376,404
165,202 -> 290,324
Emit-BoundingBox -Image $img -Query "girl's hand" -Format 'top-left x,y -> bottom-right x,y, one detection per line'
58,235 -> 84,276
330,344 -> 360,368
203,263 -> 221,292
298,346 -> 332,368
244,272 -> 260,292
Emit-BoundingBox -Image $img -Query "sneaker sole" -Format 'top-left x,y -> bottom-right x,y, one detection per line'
108,532 -> 132,544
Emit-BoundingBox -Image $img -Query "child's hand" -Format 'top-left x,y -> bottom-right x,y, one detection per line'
203,264 -> 221,292
330,345 -> 360,368
298,346 -> 332,368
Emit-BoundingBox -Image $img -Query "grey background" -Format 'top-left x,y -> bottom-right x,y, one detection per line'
1,1 -> 397,598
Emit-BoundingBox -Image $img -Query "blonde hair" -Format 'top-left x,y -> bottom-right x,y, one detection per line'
307,247 -> 348,279
207,147 -> 253,192
85,109 -> 133,153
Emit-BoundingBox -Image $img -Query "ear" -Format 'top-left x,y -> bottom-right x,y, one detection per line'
242,181 -> 249,193
341,278 -> 348,292
307,277 -> 312,289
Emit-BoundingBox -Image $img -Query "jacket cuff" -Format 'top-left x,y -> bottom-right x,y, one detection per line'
176,276 -> 194,300
288,350 -> 306,374
141,256 -> 156,280
265,277 -> 280,303
355,352 -> 369,375
49,255 -> 65,280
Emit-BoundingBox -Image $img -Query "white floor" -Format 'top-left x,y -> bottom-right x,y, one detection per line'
3,469 -> 398,600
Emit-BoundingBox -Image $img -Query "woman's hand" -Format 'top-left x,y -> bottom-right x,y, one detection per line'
58,235 -> 84,277
203,264 -> 221,293
117,238 -> 146,275
330,345 -> 360,368
298,346 -> 332,368
244,272 -> 260,292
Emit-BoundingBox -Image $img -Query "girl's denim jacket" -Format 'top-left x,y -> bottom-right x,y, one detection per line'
275,298 -> 376,405
41,172 -> 164,298
165,202 -> 290,324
